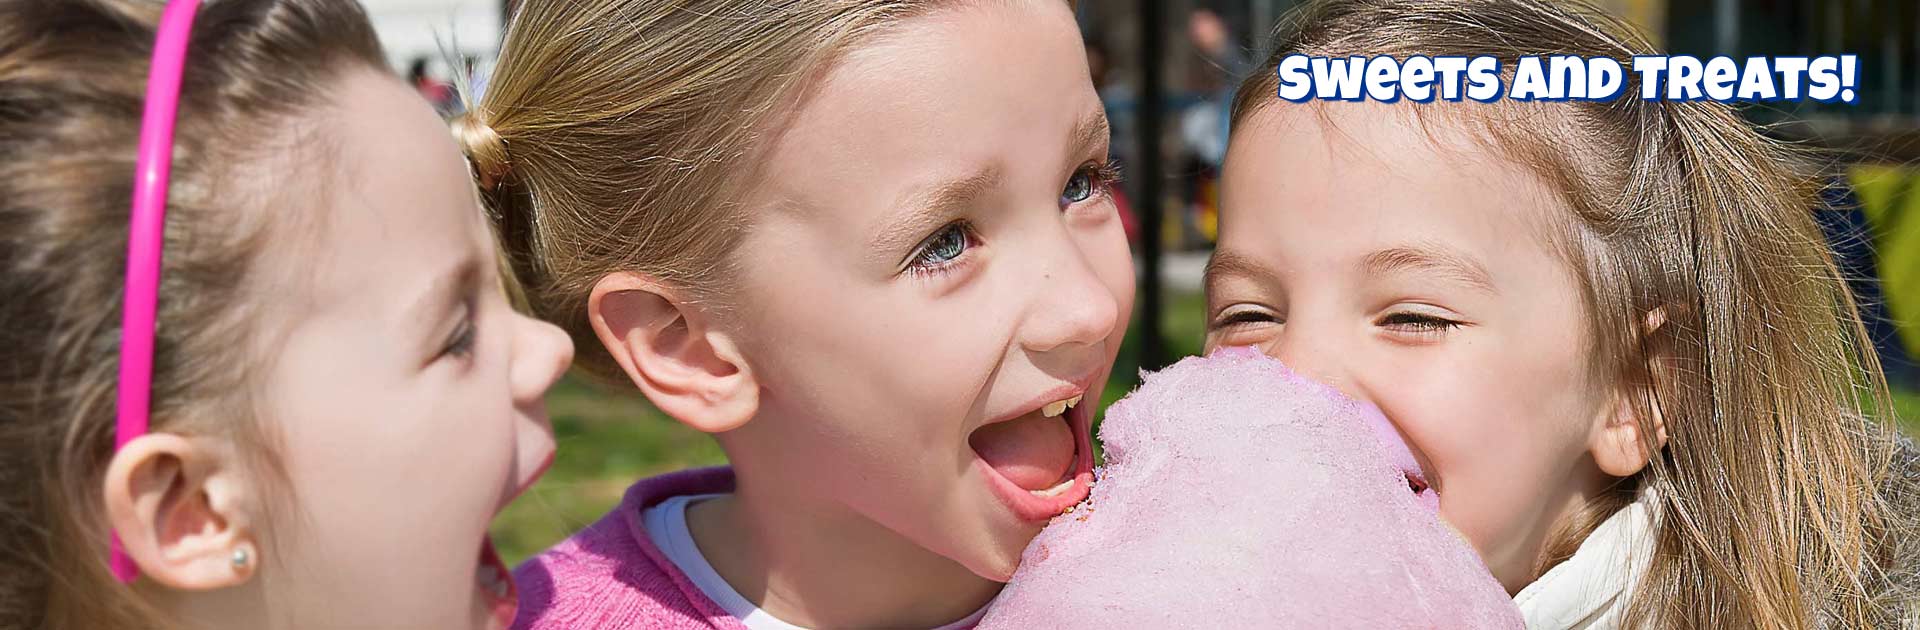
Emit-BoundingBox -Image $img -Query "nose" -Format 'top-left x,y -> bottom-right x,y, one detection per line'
506,313 -> 570,496
510,312 -> 575,405
1264,320 -> 1353,398
1017,235 -> 1121,355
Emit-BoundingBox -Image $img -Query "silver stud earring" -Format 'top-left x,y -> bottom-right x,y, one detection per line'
231,547 -> 250,570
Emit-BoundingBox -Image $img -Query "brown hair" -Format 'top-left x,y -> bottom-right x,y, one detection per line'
453,0 -> 969,381
0,0 -> 384,627
1234,0 -> 1910,627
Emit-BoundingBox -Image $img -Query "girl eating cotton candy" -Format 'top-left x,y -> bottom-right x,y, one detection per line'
989,1 -> 1917,627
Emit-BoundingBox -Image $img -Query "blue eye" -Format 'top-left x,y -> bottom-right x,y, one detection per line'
908,222 -> 973,271
1061,161 -> 1120,207
1062,170 -> 1095,204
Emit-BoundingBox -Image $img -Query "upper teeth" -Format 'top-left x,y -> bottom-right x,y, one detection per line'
1042,395 -> 1083,418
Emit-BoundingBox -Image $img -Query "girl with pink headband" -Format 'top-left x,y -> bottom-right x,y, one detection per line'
0,0 -> 572,627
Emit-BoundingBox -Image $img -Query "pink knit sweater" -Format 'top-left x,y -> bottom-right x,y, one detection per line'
511,466 -> 749,630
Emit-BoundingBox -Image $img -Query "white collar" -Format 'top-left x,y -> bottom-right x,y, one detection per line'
642,494 -> 993,630
1511,489 -> 1659,629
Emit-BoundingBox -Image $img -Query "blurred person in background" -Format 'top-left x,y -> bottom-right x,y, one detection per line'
410,57 -> 458,116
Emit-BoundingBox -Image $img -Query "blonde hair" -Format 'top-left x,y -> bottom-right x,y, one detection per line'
1235,1 -> 1912,627
453,0 -> 968,381
0,0 -> 385,627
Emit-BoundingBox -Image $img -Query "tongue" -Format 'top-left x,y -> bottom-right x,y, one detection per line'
971,414 -> 1074,491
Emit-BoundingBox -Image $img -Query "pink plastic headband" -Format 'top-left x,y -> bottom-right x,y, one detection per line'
111,0 -> 202,583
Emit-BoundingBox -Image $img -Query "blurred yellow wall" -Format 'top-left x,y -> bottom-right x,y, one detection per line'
1593,0 -> 1665,45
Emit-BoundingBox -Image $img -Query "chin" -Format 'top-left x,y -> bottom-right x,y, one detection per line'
960,523 -> 1041,582
962,550 -> 1021,583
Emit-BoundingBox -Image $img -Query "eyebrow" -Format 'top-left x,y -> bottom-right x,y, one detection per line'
865,107 -> 1111,267
407,255 -> 482,345
1362,243 -> 1497,293
869,165 -> 1004,264
1204,244 -> 1496,294
1069,107 -> 1112,161
1204,249 -> 1279,292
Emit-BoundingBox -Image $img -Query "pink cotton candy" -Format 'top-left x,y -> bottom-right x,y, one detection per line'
977,347 -> 1524,629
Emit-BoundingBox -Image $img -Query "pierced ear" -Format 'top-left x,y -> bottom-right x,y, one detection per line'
589,271 -> 758,434
103,433 -> 258,589
1591,307 -> 1672,477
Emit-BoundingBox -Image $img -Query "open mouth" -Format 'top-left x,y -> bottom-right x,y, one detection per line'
477,448 -> 550,628
969,388 -> 1097,522
1404,469 -> 1438,512
478,537 -> 516,627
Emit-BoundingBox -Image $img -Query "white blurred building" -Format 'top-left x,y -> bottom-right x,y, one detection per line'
361,0 -> 500,85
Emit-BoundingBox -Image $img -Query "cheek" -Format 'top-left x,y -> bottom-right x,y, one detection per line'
282,387 -> 514,529
737,260 -> 1004,478
261,387 -> 510,622
269,335 -> 520,545
1372,333 -> 1605,553
1389,374 -> 1583,490
748,265 -> 999,407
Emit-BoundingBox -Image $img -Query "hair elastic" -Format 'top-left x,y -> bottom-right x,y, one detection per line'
111,0 -> 202,584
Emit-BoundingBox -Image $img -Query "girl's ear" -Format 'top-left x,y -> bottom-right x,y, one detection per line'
102,433 -> 258,590
1590,307 -> 1672,477
589,271 -> 758,434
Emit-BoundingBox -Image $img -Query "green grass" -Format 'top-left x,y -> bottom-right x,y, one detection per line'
490,379 -> 724,564
1896,387 -> 1920,436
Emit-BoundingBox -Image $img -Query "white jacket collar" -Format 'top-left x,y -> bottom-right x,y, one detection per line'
1511,489 -> 1658,629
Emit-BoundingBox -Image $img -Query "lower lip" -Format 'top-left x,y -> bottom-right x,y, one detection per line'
974,401 -> 1097,523
478,537 -> 516,628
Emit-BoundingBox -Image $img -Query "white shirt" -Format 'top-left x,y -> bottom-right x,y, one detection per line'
642,494 -> 992,630
1511,490 -> 1659,629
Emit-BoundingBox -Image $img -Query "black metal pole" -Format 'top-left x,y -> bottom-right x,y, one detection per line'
1136,0 -> 1167,370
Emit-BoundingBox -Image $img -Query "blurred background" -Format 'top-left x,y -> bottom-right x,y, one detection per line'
362,0 -> 1920,563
